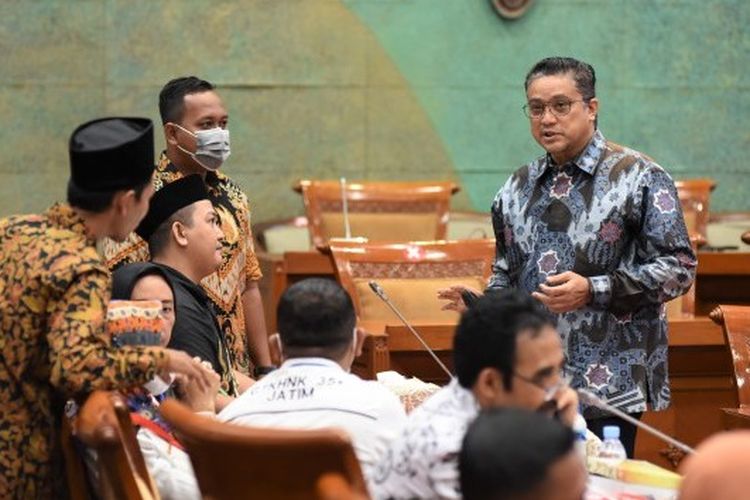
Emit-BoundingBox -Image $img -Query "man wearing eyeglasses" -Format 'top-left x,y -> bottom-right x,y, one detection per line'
372,290 -> 580,500
440,57 -> 696,457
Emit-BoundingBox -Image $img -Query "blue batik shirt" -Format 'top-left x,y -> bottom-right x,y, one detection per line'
488,129 -> 697,416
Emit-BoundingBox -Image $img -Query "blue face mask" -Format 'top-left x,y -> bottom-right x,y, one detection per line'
174,124 -> 231,171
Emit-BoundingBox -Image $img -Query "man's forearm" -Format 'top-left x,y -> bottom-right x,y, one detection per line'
242,282 -> 273,367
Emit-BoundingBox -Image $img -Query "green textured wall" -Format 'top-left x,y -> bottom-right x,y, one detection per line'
1,0 -> 748,221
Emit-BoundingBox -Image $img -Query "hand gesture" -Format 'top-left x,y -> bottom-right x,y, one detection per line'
437,285 -> 482,313
532,271 -> 591,313
173,358 -> 221,413
162,349 -> 214,394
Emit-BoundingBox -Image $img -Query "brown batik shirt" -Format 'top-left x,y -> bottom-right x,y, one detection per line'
0,203 -> 166,499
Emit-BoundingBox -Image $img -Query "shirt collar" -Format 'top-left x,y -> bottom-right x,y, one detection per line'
281,357 -> 343,371
157,151 -> 224,185
450,378 -> 481,413
531,129 -> 607,183
45,202 -> 96,245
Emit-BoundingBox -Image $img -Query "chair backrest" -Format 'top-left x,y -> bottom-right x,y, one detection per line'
253,215 -> 311,254
296,180 -> 459,250
75,391 -> 160,500
159,399 -> 370,500
710,305 -> 750,407
61,413 -> 95,500
329,238 -> 495,325
675,178 -> 716,244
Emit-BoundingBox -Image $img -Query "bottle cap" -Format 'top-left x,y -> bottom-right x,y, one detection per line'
603,425 -> 620,440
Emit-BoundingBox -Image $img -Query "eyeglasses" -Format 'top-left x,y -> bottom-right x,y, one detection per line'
513,370 -> 570,401
522,99 -> 587,119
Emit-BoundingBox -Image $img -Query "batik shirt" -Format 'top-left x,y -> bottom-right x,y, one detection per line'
103,152 -> 263,375
370,379 -> 479,499
0,203 -> 166,499
489,130 -> 696,416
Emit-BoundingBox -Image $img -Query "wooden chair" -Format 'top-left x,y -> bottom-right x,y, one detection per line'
329,238 -> 495,382
74,391 -> 160,500
159,399 -> 369,500
675,178 -> 716,245
709,305 -> 750,429
61,413 -> 95,500
295,180 -> 459,251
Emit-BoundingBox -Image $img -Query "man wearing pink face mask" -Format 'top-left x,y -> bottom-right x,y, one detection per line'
104,76 -> 274,383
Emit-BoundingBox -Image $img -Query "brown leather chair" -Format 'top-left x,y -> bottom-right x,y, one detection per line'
329,238 -> 495,382
159,399 -> 370,500
75,391 -> 160,500
295,180 -> 459,251
710,305 -> 750,429
675,178 -> 716,245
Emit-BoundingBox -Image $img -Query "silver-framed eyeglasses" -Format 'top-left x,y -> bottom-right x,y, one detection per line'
513,370 -> 571,401
522,99 -> 587,119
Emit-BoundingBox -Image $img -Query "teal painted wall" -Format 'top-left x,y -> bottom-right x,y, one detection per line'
346,0 -> 750,211
1,0 -> 747,221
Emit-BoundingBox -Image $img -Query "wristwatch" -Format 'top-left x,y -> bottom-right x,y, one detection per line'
253,365 -> 277,378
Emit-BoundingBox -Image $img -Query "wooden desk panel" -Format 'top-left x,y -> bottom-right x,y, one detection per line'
695,251 -> 750,315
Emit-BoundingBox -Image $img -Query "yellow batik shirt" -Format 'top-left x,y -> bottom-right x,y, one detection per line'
0,203 -> 166,499
103,152 -> 263,376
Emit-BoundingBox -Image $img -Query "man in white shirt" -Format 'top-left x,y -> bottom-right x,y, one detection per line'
219,278 -> 406,483
371,290 -> 580,499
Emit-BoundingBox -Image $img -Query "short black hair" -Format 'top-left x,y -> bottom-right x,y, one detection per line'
453,289 -> 555,390
459,408 -> 575,500
277,278 -> 356,359
524,57 -> 596,101
158,76 -> 215,124
67,177 -> 150,213
146,204 -> 196,258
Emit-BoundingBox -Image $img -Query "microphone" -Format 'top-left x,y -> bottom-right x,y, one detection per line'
368,280 -> 454,380
577,389 -> 695,455
340,176 -> 352,239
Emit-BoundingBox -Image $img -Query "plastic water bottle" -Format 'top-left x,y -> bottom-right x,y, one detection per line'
572,414 -> 588,458
597,425 -> 627,465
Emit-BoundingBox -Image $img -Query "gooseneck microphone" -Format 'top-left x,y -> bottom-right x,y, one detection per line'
340,176 -> 352,239
368,280 -> 454,380
578,389 -> 695,455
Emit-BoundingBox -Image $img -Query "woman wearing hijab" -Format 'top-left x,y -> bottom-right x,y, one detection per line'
109,262 -> 220,500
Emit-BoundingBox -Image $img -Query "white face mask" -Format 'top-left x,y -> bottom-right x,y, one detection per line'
174,123 -> 231,171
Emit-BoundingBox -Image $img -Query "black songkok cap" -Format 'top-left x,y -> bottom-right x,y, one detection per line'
135,174 -> 209,241
69,117 -> 155,192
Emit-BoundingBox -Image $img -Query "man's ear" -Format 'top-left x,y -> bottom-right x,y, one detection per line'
586,97 -> 599,124
112,189 -> 136,216
473,367 -> 507,408
164,123 -> 180,147
353,327 -> 366,358
268,333 -> 283,365
171,220 -> 189,247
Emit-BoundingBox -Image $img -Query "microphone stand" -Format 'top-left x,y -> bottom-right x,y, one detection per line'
578,389 -> 695,455
340,176 -> 352,239
368,280 -> 454,380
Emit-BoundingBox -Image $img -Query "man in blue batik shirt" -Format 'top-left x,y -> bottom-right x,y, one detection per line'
440,57 -> 696,457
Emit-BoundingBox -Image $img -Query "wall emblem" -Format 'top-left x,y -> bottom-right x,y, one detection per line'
490,0 -> 534,19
